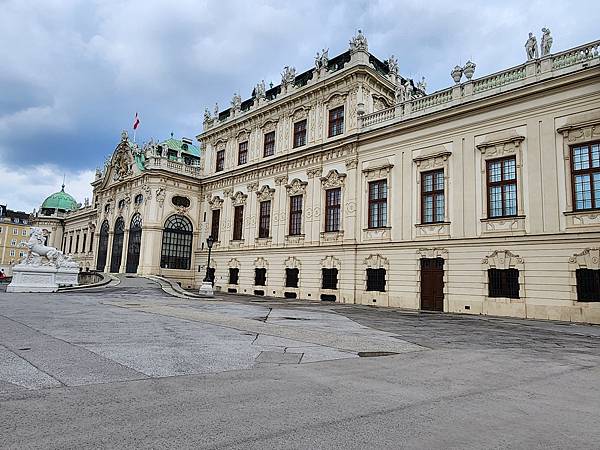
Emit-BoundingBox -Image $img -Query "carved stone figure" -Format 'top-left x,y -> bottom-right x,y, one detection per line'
541,27 -> 553,56
21,228 -> 78,269
214,102 -> 219,117
349,29 -> 368,53
281,66 -> 296,86
204,108 -> 211,122
320,48 -> 329,69
416,76 -> 427,93
525,32 -> 539,60
315,51 -> 322,70
255,80 -> 266,100
387,55 -> 398,78
404,80 -> 414,100
231,92 -> 242,111
395,82 -> 406,103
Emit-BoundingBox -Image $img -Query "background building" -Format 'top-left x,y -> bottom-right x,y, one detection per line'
0,205 -> 32,275
32,32 -> 600,323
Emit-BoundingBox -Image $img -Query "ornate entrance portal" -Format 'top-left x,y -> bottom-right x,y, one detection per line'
125,214 -> 142,273
110,217 -> 125,273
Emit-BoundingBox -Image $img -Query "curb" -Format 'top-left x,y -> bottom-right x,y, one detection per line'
58,272 -> 120,291
143,275 -> 214,300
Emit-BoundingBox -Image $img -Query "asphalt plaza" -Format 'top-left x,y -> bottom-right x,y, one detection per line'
1,276 -> 599,449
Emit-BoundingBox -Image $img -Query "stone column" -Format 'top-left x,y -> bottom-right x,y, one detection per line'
119,227 -> 130,273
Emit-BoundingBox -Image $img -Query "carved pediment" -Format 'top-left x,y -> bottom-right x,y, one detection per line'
482,250 -> 523,269
255,256 -> 268,268
285,178 -> 308,196
321,255 -> 341,269
364,254 -> 389,269
320,169 -> 346,189
231,191 -> 248,206
284,256 -> 301,269
228,258 -> 240,269
476,132 -> 525,156
291,107 -> 308,121
557,121 -> 600,143
256,185 -> 275,202
569,248 -> 600,269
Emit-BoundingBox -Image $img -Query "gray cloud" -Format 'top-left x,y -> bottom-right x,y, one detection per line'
1,0 -> 598,210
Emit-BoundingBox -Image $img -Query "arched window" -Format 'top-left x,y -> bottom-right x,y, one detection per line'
110,217 -> 125,273
126,213 -> 142,273
160,215 -> 193,270
96,220 -> 109,271
134,194 -> 144,205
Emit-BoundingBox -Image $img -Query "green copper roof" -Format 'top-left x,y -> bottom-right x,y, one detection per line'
41,185 -> 78,211
161,138 -> 200,157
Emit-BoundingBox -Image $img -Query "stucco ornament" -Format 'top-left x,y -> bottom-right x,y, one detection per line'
231,92 -> 242,111
281,66 -> 296,86
112,131 -> 133,180
525,32 -> 539,60
541,28 -> 553,56
315,48 -> 329,71
387,55 -> 398,78
349,29 -> 368,53
254,80 -> 266,100
21,228 -> 78,269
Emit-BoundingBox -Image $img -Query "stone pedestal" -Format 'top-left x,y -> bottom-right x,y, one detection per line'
198,280 -> 214,297
56,267 -> 80,287
7,265 -> 60,293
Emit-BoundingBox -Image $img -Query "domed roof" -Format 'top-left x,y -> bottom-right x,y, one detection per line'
41,185 -> 78,211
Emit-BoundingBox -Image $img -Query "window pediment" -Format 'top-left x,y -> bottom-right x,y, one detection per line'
231,191 -> 248,206
476,134 -> 525,156
285,178 -> 308,196
208,195 -> 223,209
569,248 -> 600,269
364,254 -> 389,269
482,250 -> 523,269
256,185 -> 275,202
557,120 -> 600,143
320,169 -> 346,188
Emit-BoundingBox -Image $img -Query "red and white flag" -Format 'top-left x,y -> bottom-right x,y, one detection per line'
133,112 -> 140,130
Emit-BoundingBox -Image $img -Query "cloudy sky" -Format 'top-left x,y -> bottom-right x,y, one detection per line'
1,0 -> 598,211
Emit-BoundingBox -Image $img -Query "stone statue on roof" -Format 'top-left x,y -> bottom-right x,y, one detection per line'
395,82 -> 406,103
214,102 -> 219,117
387,55 -> 398,78
541,28 -> 553,56
416,76 -> 427,93
281,66 -> 296,86
321,48 -> 329,69
231,92 -> 242,110
404,80 -> 414,100
203,108 -> 211,122
525,32 -> 539,60
349,29 -> 368,53
255,80 -> 266,100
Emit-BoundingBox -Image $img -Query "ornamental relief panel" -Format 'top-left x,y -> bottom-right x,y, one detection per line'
476,135 -> 525,159
558,123 -> 600,144
363,164 -> 393,181
415,223 -> 450,238
326,93 -> 346,109
247,182 -> 259,192
569,248 -> 600,269
209,195 -> 223,209
228,258 -> 240,269
570,212 -> 600,226
320,169 -> 346,188
413,152 -> 451,170
416,248 -> 448,260
284,256 -> 301,269
307,168 -> 323,179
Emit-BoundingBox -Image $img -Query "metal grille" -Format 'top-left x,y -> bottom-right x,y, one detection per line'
110,217 -> 125,273
576,269 -> 600,302
322,268 -> 338,290
125,213 -> 142,273
229,268 -> 239,285
96,221 -> 109,271
160,215 -> 193,270
488,268 -> 519,298
285,268 -> 299,288
366,268 -> 386,292
255,268 -> 266,286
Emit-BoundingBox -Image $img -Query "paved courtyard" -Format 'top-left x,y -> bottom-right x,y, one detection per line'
1,276 -> 600,449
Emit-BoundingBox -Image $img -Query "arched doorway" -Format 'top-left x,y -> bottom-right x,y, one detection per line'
160,215 -> 193,270
110,217 -> 125,273
96,220 -> 109,271
125,213 -> 142,273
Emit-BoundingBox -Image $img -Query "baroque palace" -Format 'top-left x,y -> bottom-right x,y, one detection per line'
33,31 -> 600,323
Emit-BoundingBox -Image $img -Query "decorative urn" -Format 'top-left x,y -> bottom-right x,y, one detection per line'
451,65 -> 463,84
463,60 -> 476,80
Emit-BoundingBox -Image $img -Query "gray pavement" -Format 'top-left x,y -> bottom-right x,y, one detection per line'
1,276 -> 599,449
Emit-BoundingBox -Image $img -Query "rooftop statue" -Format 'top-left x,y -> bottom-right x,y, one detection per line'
387,55 -> 398,78
231,92 -> 242,110
214,102 -> 219,117
541,28 -> 553,56
525,32 -> 539,60
204,108 -> 211,122
416,76 -> 427,94
349,29 -> 368,53
255,80 -> 266,99
281,66 -> 296,86
314,48 -> 329,71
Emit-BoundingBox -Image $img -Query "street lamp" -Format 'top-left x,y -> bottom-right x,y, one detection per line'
199,235 -> 215,297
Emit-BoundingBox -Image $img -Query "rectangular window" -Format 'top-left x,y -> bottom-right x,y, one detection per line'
229,268 -> 239,285
13,228 -> 18,235
263,131 -> 275,157
255,268 -> 266,286
285,268 -> 299,288
322,268 -> 338,290
238,141 -> 248,165
488,268 -> 520,298
10,250 -> 15,257
211,209 -> 221,240
215,149 -> 225,172
69,235 -> 73,253
487,157 -> 517,218
289,195 -> 303,235
366,268 -> 386,292
322,187 -> 341,232
89,232 -> 94,252
22,229 -> 27,236
293,119 -> 307,148
368,180 -> 388,228
82,234 -> 87,253
576,269 -> 600,302
421,169 -> 445,224
258,201 -> 271,238
232,205 -> 244,240
75,235 -> 80,253
328,106 -> 344,137
572,143 -> 600,211
10,239 -> 17,246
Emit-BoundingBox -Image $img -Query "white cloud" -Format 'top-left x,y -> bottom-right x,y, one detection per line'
0,164 -> 94,212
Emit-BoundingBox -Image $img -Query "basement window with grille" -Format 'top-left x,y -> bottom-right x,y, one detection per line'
576,269 -> 600,302
229,268 -> 239,285
255,268 -> 266,286
285,268 -> 299,288
322,268 -> 338,290
366,268 -> 386,292
488,268 -> 520,299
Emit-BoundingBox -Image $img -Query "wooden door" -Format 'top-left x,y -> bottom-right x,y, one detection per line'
420,258 -> 444,311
